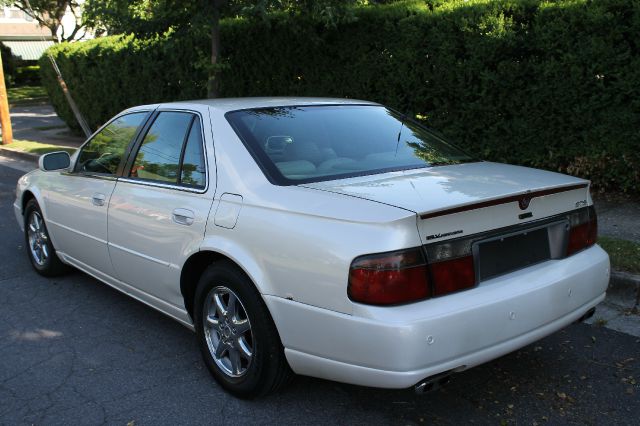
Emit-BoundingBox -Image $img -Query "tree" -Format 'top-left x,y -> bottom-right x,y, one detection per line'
2,0 -> 88,42
83,0 -> 362,98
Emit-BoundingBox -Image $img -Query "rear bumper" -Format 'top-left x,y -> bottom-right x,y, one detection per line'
265,245 -> 610,389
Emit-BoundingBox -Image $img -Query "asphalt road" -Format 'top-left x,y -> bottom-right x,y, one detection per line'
0,162 -> 638,426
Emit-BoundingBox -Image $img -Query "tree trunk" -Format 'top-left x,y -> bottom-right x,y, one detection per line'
207,7 -> 221,99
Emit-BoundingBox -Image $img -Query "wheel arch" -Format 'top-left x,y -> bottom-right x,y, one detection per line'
180,246 -> 270,321
20,188 -> 52,229
21,189 -> 36,213
20,187 -> 51,219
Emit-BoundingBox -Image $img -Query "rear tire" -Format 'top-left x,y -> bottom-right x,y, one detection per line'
194,261 -> 292,398
24,199 -> 69,277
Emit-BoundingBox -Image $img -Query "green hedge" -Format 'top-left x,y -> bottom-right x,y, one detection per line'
41,0 -> 640,193
14,65 -> 42,86
1,42 -> 16,86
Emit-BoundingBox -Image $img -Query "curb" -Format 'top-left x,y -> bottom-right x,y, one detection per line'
0,147 -> 39,163
608,270 -> 640,307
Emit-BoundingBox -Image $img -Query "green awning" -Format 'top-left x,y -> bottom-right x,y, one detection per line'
1,40 -> 54,61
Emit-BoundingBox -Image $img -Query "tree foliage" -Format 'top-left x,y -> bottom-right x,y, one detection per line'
0,43 -> 16,86
82,0 -> 364,96
1,0 -> 87,42
83,0 -> 364,36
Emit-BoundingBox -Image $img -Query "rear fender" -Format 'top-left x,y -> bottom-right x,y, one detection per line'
198,236 -> 272,297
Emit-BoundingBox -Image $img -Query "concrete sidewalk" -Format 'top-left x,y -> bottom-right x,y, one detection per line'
594,196 -> 640,244
1,104 -> 85,147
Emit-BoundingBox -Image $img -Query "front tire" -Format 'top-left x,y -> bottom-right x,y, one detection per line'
24,199 -> 69,277
194,261 -> 292,398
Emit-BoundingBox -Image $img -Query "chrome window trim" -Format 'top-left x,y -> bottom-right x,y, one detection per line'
122,108 -> 210,194
60,172 -> 118,182
117,177 -> 208,194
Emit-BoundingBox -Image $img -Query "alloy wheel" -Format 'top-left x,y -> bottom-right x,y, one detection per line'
203,286 -> 253,378
27,211 -> 49,266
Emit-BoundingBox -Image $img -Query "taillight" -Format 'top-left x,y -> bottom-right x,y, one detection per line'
429,256 -> 476,296
567,206 -> 597,255
348,242 -> 477,305
424,238 -> 476,297
348,248 -> 429,305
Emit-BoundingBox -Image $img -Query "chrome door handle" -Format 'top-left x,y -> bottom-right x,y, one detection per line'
172,208 -> 195,226
92,193 -> 106,206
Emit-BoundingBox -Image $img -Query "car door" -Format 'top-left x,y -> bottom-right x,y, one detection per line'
107,108 -> 215,307
45,111 -> 150,279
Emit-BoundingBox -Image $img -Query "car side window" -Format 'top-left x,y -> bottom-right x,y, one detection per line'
75,112 -> 147,175
129,111 -> 206,189
180,119 -> 206,188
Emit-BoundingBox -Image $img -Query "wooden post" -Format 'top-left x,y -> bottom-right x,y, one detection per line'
0,49 -> 13,145
48,56 -> 92,137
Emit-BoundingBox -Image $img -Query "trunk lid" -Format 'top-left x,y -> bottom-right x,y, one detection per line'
302,162 -> 591,244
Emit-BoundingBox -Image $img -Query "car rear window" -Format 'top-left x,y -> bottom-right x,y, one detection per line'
225,105 -> 475,185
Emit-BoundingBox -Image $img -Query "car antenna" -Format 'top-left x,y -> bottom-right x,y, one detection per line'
395,113 -> 406,157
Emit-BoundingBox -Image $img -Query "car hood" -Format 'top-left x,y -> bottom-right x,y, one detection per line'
301,161 -> 588,216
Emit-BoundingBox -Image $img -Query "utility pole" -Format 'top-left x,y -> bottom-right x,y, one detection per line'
0,49 -> 13,145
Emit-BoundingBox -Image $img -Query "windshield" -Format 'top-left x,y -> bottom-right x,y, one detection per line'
225,105 -> 476,185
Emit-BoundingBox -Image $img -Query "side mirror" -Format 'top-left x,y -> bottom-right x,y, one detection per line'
39,151 -> 71,172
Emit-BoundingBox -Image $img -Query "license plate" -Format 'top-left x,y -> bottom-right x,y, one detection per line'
475,226 -> 551,282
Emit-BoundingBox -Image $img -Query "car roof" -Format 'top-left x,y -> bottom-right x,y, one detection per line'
126,97 -> 380,114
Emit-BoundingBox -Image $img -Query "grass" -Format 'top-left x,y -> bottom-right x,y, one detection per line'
594,317 -> 608,327
7,85 -> 48,106
598,236 -> 640,274
0,139 -> 76,155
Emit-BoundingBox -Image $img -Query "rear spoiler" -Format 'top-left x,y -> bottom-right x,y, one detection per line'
420,183 -> 589,220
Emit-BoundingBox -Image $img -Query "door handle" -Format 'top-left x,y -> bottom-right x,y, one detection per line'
172,208 -> 195,226
92,193 -> 106,206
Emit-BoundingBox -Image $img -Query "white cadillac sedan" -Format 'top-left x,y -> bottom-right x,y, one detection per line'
14,98 -> 609,398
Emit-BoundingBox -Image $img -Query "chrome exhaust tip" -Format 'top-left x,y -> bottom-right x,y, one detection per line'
414,371 -> 453,394
577,307 -> 596,323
